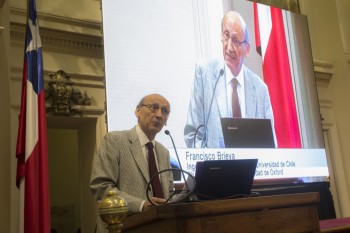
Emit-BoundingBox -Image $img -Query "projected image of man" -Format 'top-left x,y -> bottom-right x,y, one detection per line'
184,11 -> 275,148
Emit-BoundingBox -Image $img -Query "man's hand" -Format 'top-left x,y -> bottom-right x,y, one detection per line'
142,197 -> 166,211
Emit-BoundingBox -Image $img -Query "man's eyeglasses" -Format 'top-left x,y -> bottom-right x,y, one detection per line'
222,31 -> 247,47
141,104 -> 170,116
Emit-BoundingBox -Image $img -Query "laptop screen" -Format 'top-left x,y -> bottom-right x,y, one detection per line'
193,159 -> 258,200
221,118 -> 275,148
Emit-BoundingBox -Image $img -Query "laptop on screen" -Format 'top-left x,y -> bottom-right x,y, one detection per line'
193,159 -> 258,200
221,117 -> 275,148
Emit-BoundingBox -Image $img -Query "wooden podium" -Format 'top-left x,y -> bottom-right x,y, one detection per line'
122,192 -> 321,233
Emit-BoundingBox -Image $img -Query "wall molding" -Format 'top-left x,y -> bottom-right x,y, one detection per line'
10,66 -> 105,89
11,104 -> 105,118
10,7 -> 103,58
318,99 -> 333,109
10,7 -> 102,35
0,0 -> 5,8
10,22 -> 103,58
314,59 -> 333,87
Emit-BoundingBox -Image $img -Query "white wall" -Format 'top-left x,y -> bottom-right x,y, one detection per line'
300,0 -> 350,217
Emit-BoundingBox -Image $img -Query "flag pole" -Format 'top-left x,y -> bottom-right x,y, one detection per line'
16,0 -> 51,232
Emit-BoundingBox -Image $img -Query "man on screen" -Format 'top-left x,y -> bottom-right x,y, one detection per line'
184,11 -> 275,148
90,94 -> 173,232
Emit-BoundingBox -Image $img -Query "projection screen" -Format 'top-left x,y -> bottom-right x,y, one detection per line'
101,0 -> 328,183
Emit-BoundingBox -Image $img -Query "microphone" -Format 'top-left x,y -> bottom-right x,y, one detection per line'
202,69 -> 224,148
193,124 -> 204,148
164,130 -> 188,188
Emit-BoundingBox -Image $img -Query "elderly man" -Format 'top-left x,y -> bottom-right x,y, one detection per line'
184,11 -> 275,148
90,94 -> 173,232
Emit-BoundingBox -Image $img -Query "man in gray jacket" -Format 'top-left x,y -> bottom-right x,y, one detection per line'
90,94 -> 173,232
184,11 -> 275,148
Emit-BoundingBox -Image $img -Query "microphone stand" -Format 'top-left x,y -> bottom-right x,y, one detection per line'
193,124 -> 204,148
165,130 -> 188,189
202,69 -> 224,148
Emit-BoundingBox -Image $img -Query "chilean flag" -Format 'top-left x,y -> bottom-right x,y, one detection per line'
254,3 -> 302,148
16,0 -> 51,232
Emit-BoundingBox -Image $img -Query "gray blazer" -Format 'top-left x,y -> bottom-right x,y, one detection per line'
90,126 -> 173,215
184,59 -> 275,148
